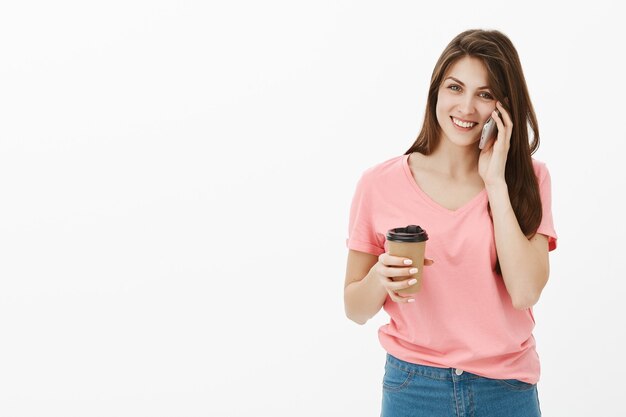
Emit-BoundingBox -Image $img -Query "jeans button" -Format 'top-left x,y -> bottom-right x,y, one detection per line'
455,368 -> 463,375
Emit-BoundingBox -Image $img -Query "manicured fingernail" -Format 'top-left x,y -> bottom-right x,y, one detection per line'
408,279 -> 417,285
403,259 -> 413,265
408,298 -> 415,303
409,268 -> 418,274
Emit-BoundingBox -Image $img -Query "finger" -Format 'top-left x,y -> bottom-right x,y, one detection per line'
387,289 -> 415,303
384,276 -> 418,292
380,264 -> 419,278
490,109 -> 508,147
380,252 -> 415,267
495,101 -> 513,128
424,258 -> 435,266
495,102 -> 513,150
491,109 -> 504,130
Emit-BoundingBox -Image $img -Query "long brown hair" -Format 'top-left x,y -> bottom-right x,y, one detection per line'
405,29 -> 542,275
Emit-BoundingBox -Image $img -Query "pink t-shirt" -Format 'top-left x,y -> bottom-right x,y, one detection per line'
345,153 -> 557,384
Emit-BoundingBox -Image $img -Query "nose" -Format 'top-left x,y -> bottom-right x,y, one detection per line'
457,95 -> 477,116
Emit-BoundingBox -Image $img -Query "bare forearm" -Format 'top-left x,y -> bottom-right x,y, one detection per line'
344,268 -> 388,325
486,181 -> 547,309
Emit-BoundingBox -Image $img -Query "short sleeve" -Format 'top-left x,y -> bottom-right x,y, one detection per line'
345,173 -> 385,256
536,164 -> 558,251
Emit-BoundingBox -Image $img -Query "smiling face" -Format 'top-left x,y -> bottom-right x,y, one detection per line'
436,56 -> 497,148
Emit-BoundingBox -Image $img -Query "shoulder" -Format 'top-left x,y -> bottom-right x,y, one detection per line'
359,154 -> 405,185
531,157 -> 551,182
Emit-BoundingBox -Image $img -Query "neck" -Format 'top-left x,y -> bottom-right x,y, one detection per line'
425,137 -> 481,180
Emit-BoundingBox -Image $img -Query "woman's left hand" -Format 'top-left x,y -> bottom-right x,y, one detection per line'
478,101 -> 512,187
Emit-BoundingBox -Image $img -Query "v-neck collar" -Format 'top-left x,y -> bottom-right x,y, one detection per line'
402,153 -> 487,215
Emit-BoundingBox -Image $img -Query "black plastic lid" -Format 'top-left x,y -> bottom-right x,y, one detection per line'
386,225 -> 429,242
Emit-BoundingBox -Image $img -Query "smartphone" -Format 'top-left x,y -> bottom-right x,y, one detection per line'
479,109 -> 500,150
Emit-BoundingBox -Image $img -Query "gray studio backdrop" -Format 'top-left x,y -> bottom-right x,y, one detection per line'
0,1 -> 624,416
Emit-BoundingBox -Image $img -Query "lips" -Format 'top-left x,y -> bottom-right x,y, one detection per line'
450,116 -> 477,130
451,116 -> 476,124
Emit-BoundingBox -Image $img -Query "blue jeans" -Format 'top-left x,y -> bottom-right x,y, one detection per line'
381,353 -> 541,417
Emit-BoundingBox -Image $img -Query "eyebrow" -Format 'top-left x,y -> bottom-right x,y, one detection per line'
444,76 -> 491,90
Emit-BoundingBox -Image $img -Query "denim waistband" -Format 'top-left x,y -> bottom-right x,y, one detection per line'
385,353 -> 483,382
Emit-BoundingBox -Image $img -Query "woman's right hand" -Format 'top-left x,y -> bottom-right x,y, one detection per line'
373,253 -> 435,303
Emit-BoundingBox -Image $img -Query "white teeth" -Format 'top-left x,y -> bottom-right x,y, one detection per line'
452,117 -> 476,128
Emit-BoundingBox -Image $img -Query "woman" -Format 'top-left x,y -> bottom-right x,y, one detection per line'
344,29 -> 557,417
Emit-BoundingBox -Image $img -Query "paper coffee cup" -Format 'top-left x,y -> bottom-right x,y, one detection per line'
386,225 -> 429,295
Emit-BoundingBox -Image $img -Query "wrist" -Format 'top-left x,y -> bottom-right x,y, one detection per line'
485,179 -> 507,193
366,265 -> 388,296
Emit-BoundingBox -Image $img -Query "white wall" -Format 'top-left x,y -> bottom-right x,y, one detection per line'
0,1 -> 623,416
